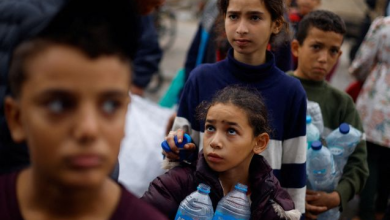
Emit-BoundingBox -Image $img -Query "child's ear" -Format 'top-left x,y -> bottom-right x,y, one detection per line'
272,19 -> 283,34
5,97 -> 26,143
253,133 -> 269,154
291,39 -> 300,58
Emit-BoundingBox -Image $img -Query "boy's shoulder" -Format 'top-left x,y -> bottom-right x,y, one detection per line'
0,171 -> 21,219
112,185 -> 168,220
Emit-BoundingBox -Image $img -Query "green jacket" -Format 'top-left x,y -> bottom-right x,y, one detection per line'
289,72 -> 369,211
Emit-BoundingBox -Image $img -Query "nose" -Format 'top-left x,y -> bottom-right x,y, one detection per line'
318,50 -> 328,64
73,103 -> 99,144
236,20 -> 248,35
209,132 -> 223,150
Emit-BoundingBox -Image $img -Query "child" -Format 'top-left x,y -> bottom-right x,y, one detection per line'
0,8 -> 167,220
288,10 -> 369,219
164,0 -> 307,214
143,86 -> 301,220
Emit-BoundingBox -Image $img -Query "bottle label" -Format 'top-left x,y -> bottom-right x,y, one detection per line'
329,146 -> 344,156
213,212 -> 246,220
312,168 -> 326,175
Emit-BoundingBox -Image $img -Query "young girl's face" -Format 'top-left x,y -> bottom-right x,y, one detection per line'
5,45 -> 130,188
203,103 -> 266,173
224,0 -> 280,61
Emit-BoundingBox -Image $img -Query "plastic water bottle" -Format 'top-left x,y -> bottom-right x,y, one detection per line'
306,115 -> 320,149
161,133 -> 192,163
306,141 -> 337,192
326,123 -> 362,173
175,183 -> 214,220
307,141 -> 340,220
213,183 -> 251,220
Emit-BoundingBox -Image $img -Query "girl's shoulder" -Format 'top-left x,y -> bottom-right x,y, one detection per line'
187,61 -> 228,81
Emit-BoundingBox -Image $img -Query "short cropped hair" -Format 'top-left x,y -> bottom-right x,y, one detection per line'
8,0 -> 138,98
296,10 -> 346,45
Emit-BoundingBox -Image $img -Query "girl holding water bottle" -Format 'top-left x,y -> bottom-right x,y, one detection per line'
164,0 -> 307,214
142,86 -> 301,220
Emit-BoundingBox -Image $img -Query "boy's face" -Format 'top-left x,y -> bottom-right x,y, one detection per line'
296,0 -> 320,15
292,27 -> 343,81
5,44 -> 130,188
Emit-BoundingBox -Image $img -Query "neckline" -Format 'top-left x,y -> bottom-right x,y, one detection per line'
226,48 -> 277,82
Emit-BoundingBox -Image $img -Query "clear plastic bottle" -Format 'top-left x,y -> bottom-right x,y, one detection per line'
326,123 -> 362,173
175,183 -> 214,220
307,141 -> 340,220
306,115 -> 320,149
306,141 -> 337,192
213,183 -> 251,220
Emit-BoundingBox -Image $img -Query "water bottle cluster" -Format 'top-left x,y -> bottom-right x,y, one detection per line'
175,183 -> 251,220
306,120 -> 362,220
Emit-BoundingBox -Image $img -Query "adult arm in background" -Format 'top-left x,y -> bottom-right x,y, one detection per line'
131,14 -> 163,96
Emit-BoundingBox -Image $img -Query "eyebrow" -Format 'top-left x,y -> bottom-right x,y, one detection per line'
206,119 -> 239,126
227,10 -> 264,15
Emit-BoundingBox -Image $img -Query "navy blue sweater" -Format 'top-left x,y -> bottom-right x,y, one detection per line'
172,49 -> 307,213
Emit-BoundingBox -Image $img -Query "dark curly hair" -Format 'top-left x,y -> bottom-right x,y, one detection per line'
196,85 -> 272,137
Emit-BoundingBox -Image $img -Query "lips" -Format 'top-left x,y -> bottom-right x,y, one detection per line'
312,67 -> 327,73
234,39 -> 250,46
207,153 -> 223,163
66,154 -> 103,169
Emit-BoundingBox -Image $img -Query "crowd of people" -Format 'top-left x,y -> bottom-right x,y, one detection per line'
0,0 -> 389,219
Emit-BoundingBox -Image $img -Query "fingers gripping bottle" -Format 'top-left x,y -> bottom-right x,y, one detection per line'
161,133 -> 193,163
175,183 -> 214,220
326,123 -> 362,174
213,183 -> 251,220
306,115 -> 320,149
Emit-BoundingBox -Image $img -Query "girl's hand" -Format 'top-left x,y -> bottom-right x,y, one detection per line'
163,129 -> 196,161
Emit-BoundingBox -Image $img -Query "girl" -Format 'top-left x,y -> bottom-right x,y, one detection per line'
165,0 -> 307,213
143,86 -> 301,219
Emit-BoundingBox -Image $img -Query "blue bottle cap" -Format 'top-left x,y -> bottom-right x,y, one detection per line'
234,183 -> 248,193
306,115 -> 312,124
174,133 -> 192,148
161,133 -> 192,152
339,123 -> 350,134
197,183 -> 211,194
311,140 -> 322,150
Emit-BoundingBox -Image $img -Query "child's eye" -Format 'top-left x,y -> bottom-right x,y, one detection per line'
250,15 -> 260,21
330,48 -> 339,56
47,98 -> 72,114
228,14 -> 238,20
227,128 -> 237,135
311,45 -> 320,50
102,100 -> 121,114
205,125 -> 215,132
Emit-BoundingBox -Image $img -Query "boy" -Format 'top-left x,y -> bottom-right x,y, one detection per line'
289,10 -> 369,219
0,1 -> 168,219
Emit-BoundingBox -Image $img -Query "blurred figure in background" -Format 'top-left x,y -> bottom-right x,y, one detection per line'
350,15 -> 390,220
